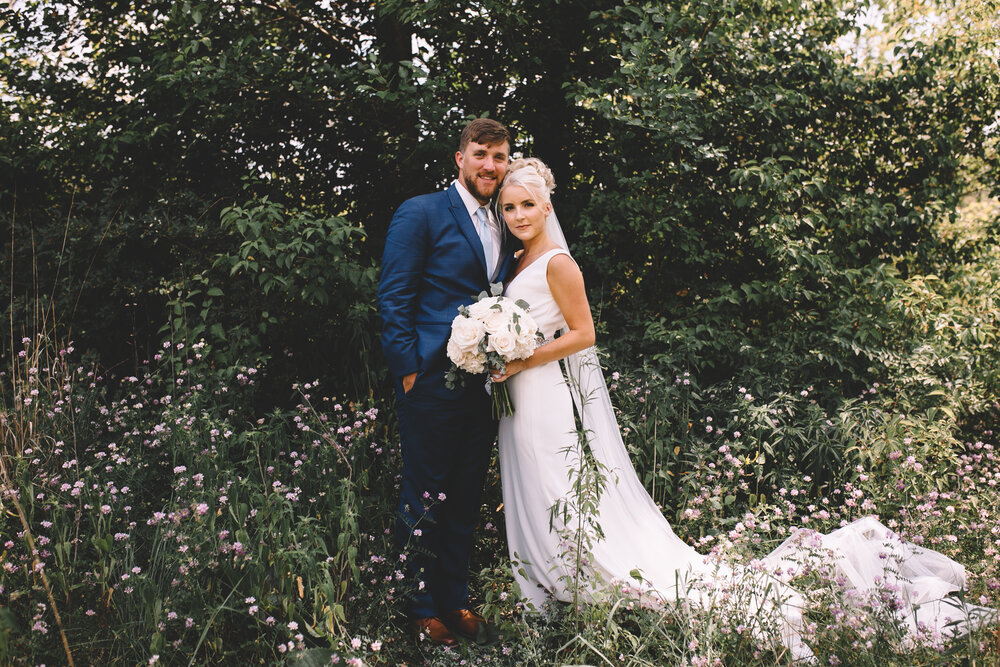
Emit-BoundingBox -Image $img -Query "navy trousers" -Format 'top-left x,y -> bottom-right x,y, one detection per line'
394,375 -> 496,618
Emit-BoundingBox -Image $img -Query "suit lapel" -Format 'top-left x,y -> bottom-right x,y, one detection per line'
447,184 -> 489,278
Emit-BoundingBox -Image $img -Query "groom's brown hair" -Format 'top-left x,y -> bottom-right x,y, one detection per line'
459,118 -> 511,151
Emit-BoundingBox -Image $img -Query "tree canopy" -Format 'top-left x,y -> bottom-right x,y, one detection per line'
2,0 -> 997,400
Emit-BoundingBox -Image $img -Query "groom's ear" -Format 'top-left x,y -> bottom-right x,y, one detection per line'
454,150 -> 464,171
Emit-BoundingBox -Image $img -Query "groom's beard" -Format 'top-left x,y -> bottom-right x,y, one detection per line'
463,171 -> 500,204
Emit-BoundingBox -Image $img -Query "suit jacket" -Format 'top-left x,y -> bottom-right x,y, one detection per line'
379,184 -> 518,398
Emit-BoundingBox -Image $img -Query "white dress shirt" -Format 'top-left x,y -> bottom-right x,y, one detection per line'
454,179 -> 501,276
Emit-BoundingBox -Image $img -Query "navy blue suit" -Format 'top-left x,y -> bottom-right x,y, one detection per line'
378,183 -> 516,618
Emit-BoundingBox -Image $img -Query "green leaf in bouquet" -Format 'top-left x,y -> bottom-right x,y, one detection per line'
515,299 -> 530,310
445,368 -> 465,390
485,351 -> 506,373
489,282 -> 504,296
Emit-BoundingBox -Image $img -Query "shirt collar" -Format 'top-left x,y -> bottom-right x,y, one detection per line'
453,179 -> 495,225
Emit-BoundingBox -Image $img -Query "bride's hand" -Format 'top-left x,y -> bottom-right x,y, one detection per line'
492,359 -> 528,383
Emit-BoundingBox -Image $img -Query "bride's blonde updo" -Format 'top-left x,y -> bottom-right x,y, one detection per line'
500,157 -> 556,205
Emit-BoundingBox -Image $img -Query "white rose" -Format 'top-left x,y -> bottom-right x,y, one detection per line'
460,350 -> 486,374
512,338 -> 537,359
448,338 -> 486,373
508,302 -> 530,320
481,307 -> 511,335
513,314 -> 538,341
488,330 -> 518,359
447,337 -> 465,367
467,297 -> 499,320
449,315 -> 485,353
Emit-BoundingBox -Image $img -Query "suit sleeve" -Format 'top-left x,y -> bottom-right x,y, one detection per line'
378,197 -> 427,380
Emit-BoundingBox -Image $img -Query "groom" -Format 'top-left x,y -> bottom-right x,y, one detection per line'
378,118 -> 515,645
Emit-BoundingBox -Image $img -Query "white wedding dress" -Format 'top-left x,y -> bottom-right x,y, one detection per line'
499,248 -> 995,661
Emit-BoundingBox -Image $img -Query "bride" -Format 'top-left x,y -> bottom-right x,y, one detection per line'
490,157 -> 995,661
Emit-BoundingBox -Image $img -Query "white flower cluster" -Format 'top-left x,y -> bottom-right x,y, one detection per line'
447,295 -> 538,375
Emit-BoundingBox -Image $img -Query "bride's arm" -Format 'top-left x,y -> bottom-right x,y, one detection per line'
493,254 -> 595,381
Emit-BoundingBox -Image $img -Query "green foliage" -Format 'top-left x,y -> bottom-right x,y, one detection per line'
571,0 -> 999,395
3,0 -> 997,412
2,1 -> 390,377
212,191 -> 380,397
218,198 -> 370,307
605,225 -> 1000,524
1,0 -> 999,664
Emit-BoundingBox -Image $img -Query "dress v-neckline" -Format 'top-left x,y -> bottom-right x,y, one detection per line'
507,248 -> 564,288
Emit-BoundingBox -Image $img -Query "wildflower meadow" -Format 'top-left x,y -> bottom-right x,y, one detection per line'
3,0 -> 1000,664
3,280 -> 1000,664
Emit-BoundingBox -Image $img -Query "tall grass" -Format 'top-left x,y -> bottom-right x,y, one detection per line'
0,326 -> 395,664
2,319 -> 998,665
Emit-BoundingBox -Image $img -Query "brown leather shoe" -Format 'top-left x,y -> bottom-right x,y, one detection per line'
442,608 -> 487,639
410,616 -> 457,646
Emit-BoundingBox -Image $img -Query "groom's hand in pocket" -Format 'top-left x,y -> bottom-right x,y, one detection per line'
402,372 -> 417,394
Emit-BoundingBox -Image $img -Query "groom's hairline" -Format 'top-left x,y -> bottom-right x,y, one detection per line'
459,118 -> 512,152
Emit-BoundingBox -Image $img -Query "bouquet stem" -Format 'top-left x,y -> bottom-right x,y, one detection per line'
490,380 -> 515,419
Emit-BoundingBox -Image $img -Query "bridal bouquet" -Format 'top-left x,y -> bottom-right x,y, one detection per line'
446,284 -> 540,417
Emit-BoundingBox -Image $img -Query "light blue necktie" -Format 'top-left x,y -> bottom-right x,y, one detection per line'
475,206 -> 494,278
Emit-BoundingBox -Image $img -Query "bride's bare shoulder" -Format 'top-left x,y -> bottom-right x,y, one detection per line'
546,252 -> 583,284
547,251 -> 579,270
